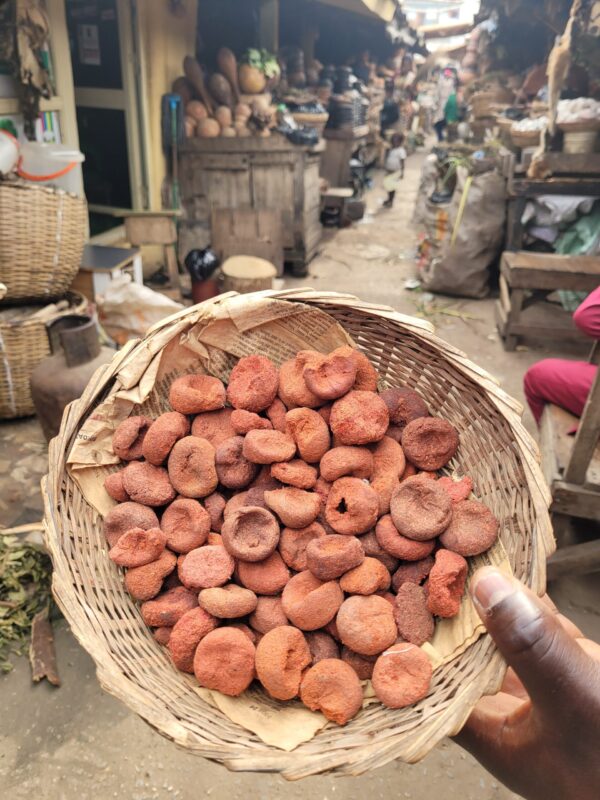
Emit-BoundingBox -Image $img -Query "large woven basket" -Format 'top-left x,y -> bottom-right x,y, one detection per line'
0,182 -> 88,305
43,290 -> 554,779
471,89 -> 513,119
0,292 -> 88,418
557,119 -> 600,133
511,128 -> 542,149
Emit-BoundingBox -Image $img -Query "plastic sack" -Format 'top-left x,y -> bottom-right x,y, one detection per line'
555,205 -> 600,256
184,247 -> 220,282
420,167 -> 507,298
412,154 -> 440,225
97,274 -> 183,345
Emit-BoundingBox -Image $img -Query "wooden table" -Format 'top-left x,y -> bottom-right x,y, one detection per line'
71,244 -> 143,301
496,251 -> 600,350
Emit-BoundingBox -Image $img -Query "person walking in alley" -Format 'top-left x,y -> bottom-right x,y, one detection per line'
433,67 -> 457,142
382,132 -> 407,208
523,285 -> 600,424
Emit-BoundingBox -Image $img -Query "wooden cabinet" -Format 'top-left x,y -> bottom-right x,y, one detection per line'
179,136 -> 323,273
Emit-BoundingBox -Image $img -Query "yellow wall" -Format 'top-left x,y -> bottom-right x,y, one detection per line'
137,0 -> 198,209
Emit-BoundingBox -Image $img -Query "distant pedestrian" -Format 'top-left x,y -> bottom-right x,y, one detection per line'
383,132 -> 407,208
433,68 -> 456,141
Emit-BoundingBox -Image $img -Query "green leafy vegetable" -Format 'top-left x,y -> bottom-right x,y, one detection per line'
0,535 -> 53,673
242,48 -> 281,79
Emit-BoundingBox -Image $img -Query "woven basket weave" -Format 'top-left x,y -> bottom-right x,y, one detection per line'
0,182 -> 88,305
511,128 -> 542,149
0,292 -> 88,419
43,290 -> 554,779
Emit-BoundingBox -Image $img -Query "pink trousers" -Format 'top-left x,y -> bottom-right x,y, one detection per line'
523,358 -> 598,425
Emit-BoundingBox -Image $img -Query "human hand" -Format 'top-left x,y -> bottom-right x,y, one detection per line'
455,567 -> 600,800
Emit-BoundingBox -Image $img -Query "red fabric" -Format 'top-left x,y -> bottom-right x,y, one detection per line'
573,286 -> 600,338
523,358 -> 597,424
523,286 -> 600,425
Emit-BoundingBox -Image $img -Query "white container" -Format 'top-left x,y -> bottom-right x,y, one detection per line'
0,130 -> 19,175
17,141 -> 84,195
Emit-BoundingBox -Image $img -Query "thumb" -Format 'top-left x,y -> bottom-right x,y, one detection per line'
470,567 -> 597,719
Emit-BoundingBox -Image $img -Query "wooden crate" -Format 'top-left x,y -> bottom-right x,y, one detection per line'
211,208 -> 283,272
179,136 -> 323,270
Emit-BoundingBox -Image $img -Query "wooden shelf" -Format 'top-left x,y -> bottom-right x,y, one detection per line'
0,96 -> 63,115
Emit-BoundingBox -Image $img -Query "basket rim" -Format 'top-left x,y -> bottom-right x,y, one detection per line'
0,291 -> 88,327
42,288 -> 554,778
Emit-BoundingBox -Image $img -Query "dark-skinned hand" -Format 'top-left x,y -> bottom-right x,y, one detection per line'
455,566 -> 600,800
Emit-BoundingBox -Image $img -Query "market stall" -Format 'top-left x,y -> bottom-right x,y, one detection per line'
179,135 -> 323,275
172,46 -> 324,275
412,0 -> 600,345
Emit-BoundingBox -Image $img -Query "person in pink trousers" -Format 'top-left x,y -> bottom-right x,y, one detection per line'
524,286 -> 600,425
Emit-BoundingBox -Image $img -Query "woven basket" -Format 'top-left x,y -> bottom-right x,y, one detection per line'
471,89 -> 513,119
291,112 -> 329,135
0,292 -> 88,418
511,128 -> 541,148
562,129 -> 598,154
43,290 -> 554,779
557,119 -> 600,133
0,182 -> 88,305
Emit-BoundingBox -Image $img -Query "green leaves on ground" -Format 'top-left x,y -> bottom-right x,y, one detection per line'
0,536 -> 52,673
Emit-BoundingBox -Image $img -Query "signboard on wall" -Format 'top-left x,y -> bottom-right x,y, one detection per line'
77,23 -> 101,66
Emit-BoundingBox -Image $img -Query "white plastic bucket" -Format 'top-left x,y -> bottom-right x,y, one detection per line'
17,141 -> 85,195
0,130 -> 19,175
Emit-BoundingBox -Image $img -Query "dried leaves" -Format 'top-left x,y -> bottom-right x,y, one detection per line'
0,534 -> 52,673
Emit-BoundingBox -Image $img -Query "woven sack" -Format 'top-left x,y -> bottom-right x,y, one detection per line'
0,182 -> 87,305
43,290 -> 554,779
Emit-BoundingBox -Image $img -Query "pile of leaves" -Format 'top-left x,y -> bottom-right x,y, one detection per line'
0,535 -> 52,673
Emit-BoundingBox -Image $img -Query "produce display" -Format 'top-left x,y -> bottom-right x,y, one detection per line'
511,115 -> 548,132
177,48 -> 279,139
103,347 -> 499,725
556,97 -> 600,127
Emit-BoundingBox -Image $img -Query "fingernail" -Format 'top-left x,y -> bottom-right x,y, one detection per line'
471,567 -> 515,613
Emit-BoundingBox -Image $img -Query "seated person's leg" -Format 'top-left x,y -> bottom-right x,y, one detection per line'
524,358 -> 598,424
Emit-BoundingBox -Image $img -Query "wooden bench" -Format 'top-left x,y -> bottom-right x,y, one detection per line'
540,344 -> 600,579
496,251 -> 600,351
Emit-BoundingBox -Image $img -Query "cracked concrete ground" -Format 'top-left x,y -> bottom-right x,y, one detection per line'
0,148 -> 598,800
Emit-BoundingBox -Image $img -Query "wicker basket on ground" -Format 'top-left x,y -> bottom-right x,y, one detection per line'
0,292 -> 88,419
43,289 -> 554,779
0,182 -> 87,305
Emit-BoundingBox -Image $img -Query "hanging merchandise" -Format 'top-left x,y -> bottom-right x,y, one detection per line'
161,93 -> 184,208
